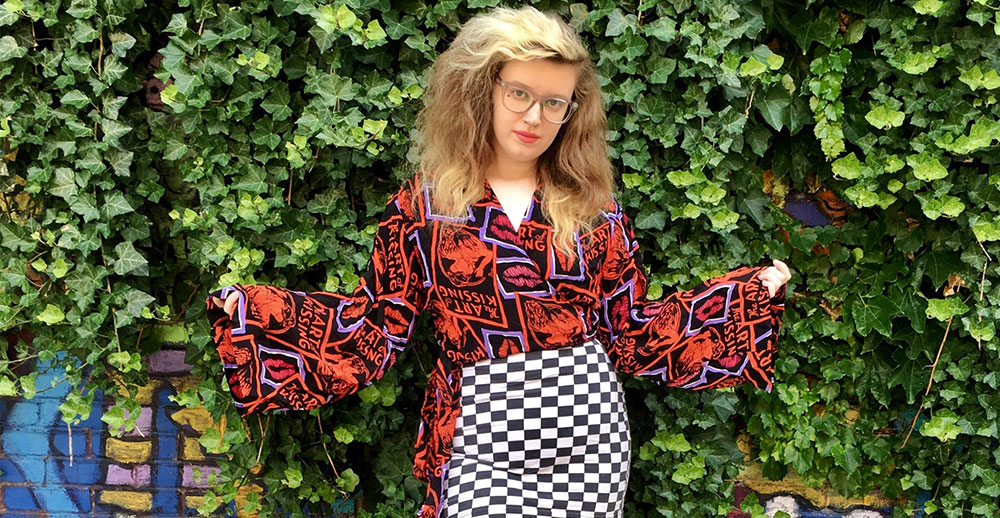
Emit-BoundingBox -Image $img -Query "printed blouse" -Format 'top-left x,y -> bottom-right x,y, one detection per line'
206,174 -> 786,518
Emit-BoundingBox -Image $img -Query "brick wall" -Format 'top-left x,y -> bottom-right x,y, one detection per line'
0,349 -> 255,517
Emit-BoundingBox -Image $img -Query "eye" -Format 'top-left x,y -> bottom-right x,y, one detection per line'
511,89 -> 529,99
544,98 -> 565,109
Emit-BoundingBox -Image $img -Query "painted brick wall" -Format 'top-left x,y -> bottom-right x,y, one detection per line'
1,347 -> 902,518
0,349 -> 257,517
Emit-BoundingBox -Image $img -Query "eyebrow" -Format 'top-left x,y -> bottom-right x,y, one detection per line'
503,80 -> 572,100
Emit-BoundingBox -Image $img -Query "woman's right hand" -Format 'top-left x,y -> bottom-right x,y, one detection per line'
210,292 -> 241,317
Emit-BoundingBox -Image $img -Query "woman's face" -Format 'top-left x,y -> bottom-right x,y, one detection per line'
491,59 -> 579,171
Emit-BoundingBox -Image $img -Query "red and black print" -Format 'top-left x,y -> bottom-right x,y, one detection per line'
206,174 -> 786,518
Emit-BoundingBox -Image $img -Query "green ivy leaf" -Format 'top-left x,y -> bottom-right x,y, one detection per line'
920,409 -> 961,441
37,304 -> 66,325
865,105 -> 905,130
0,377 -> 16,397
336,467 -> 360,492
912,0 -> 944,15
283,467 -> 303,489
926,297 -> 969,320
651,431 -> 691,452
907,153 -> 948,181
832,152 -> 864,179
0,35 -> 27,61
849,295 -> 894,337
113,241 -> 149,276
671,454 -> 706,484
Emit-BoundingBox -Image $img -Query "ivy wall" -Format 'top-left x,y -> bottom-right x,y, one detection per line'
2,0 -> 1000,517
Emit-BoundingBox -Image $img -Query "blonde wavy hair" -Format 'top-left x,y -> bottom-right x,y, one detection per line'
412,5 -> 615,255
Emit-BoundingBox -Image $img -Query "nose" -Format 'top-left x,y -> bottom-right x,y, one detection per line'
523,101 -> 543,125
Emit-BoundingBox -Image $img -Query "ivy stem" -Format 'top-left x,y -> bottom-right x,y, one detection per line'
67,421 -> 73,467
97,28 -> 104,81
924,314 -> 953,396
316,415 -> 342,474
254,414 -> 270,466
167,282 -> 201,325
315,413 -> 348,499
976,239 -> 990,350
900,400 -> 923,449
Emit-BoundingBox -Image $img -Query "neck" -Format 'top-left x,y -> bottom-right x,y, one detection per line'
486,157 -> 538,186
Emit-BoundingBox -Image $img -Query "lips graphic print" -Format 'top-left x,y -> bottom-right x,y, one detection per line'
206,178 -> 786,518
500,263 -> 542,288
262,356 -> 297,382
489,219 -> 520,242
384,303 -> 411,338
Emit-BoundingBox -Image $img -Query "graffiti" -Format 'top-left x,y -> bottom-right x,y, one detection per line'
0,346 -> 257,517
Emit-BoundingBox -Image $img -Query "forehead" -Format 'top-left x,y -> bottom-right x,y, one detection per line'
498,59 -> 578,97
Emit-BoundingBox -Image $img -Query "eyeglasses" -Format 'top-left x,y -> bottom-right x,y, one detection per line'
495,78 -> 578,125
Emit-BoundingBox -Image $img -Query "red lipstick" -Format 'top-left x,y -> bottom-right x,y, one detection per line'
514,130 -> 539,143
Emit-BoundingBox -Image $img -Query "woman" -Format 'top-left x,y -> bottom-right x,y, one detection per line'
208,6 -> 791,518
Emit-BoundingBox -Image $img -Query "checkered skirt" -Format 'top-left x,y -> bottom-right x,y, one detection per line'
441,339 -> 632,518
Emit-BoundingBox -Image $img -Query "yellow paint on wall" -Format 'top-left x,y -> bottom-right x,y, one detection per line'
116,381 -> 159,405
738,462 -> 896,508
169,375 -> 201,394
186,494 -> 205,510
236,483 -> 263,518
183,437 -> 205,461
171,407 -> 214,434
100,490 -> 152,511
105,437 -> 152,463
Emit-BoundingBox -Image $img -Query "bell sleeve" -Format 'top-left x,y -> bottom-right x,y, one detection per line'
205,179 -> 429,415
596,201 -> 785,391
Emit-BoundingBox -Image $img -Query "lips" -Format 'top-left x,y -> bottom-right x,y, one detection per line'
514,130 -> 539,143
263,357 -> 297,381
501,264 -> 542,288
694,294 -> 726,321
489,220 -> 519,241
384,304 -> 410,336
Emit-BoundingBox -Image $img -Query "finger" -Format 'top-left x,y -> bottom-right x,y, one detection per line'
773,259 -> 791,278
224,293 -> 240,316
210,296 -> 225,308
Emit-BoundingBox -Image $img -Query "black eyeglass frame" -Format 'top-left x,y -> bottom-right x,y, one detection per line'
495,78 -> 579,125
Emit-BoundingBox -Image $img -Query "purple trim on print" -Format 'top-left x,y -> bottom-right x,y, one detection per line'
410,231 -> 433,288
480,329 -> 526,358
335,284 -> 374,333
754,328 -> 773,344
423,185 -> 475,223
220,286 -> 249,336
480,206 -> 527,253
380,339 -> 407,374
684,283 -> 735,337
548,230 -> 586,281
494,256 -> 553,300
601,279 -> 636,343
680,354 -> 749,389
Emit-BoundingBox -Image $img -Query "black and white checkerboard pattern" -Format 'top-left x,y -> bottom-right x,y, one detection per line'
441,339 -> 631,517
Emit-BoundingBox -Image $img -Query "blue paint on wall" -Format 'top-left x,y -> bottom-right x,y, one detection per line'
0,359 -> 105,513
153,386 -> 181,515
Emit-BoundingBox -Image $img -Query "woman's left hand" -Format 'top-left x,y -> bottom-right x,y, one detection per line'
761,259 -> 792,298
